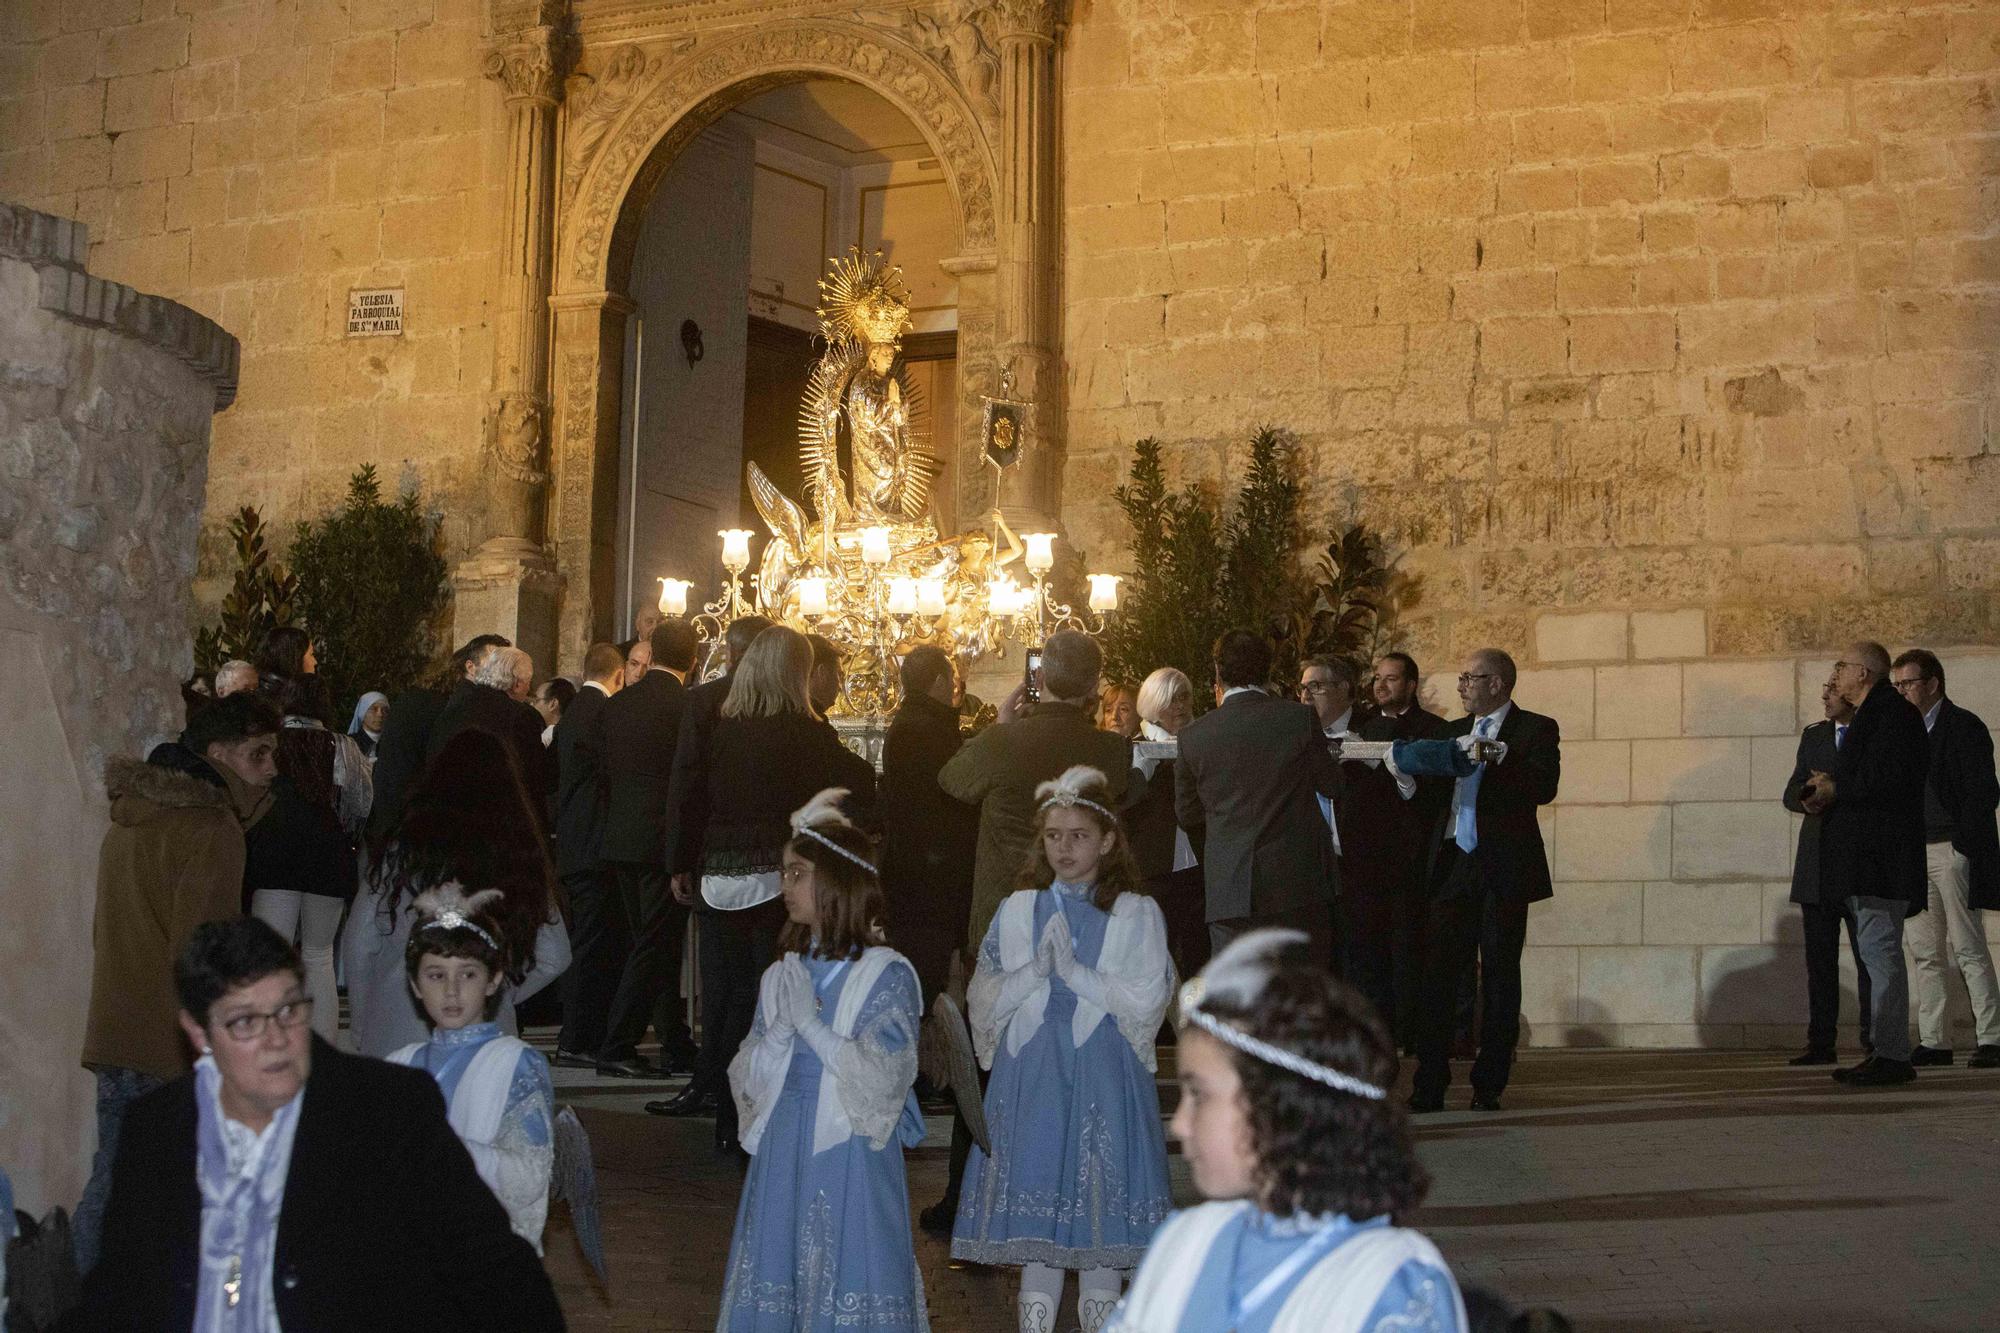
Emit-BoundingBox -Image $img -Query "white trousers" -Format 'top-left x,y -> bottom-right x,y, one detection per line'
1907,843 -> 2000,1048
251,889 -> 345,1042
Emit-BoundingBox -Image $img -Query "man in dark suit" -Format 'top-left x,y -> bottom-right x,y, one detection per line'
1782,677 -> 1873,1065
364,633 -> 510,844
880,645 -> 978,1010
1369,652 -> 1451,1050
1890,648 -> 2000,1068
426,644 -> 551,809
1175,629 -> 1342,960
1409,648 -> 1560,1114
595,618 -> 702,1078
551,641 -> 627,1067
1809,640 -> 1930,1087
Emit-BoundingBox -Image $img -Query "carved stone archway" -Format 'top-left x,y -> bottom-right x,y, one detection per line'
463,3 -> 1063,670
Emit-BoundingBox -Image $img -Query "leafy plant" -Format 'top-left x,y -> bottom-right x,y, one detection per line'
289,465 -> 449,717
1099,430 -> 1304,707
194,506 -> 299,673
1284,523 -> 1405,678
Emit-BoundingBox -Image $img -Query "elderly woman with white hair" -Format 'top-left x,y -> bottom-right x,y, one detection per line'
425,642 -> 552,804
1127,666 -> 1208,978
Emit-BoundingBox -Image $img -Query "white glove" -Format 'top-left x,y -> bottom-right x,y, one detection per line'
1032,922 -> 1056,978
1045,911 -> 1076,981
776,956 -> 816,1032
1454,734 -> 1508,764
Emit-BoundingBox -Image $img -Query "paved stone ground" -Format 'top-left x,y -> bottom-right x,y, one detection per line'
534,1040 -> 2000,1332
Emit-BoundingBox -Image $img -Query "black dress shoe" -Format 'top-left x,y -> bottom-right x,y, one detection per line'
1910,1044 -> 1953,1066
552,1049 -> 597,1069
1406,1092 -> 1444,1114
645,1086 -> 717,1117
1787,1048 -> 1838,1066
1831,1057 -> 1873,1083
1468,1093 -> 1502,1112
917,1197 -> 959,1236
1968,1044 -> 2000,1068
1839,1056 -> 1916,1086
596,1056 -> 668,1079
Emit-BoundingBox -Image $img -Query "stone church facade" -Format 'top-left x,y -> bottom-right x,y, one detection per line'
5,0 -> 2000,1082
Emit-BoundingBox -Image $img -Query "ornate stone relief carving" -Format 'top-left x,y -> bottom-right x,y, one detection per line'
484,23 -> 572,105
560,20 -> 997,289
904,2 -> 1001,127
489,392 -> 549,487
562,44 -> 659,208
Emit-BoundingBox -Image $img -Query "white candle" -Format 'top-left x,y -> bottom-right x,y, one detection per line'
719,528 -> 753,570
657,577 -> 691,617
886,577 -> 918,615
860,525 -> 893,566
795,576 -> 830,618
1023,531 -> 1057,574
916,578 -> 948,616
987,576 -> 1015,616
1087,573 -> 1122,612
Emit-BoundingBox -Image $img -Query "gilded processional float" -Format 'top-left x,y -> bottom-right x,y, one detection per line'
655,249 -> 1123,737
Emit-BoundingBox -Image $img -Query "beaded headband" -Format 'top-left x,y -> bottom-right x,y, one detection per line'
790,788 -> 876,875
1177,929 -> 1390,1102
1035,764 -> 1116,821
412,883 -> 504,953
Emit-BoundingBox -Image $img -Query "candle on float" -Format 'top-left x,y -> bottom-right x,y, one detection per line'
987,576 -> 1017,616
886,577 -> 918,615
794,576 -> 830,618
1022,531 -> 1057,574
1087,573 -> 1122,613
719,528 -> 754,570
657,577 -> 692,617
916,578 -> 949,616
859,525 -> 893,567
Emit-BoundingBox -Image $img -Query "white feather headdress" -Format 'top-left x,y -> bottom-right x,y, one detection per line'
411,881 -> 506,950
1178,928 -> 1388,1101
1034,765 -> 1114,818
789,788 -> 874,873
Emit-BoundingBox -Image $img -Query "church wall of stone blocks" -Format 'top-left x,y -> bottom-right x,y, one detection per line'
4,0 -> 2000,1081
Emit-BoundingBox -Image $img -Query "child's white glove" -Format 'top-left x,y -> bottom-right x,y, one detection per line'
1045,910 -> 1077,981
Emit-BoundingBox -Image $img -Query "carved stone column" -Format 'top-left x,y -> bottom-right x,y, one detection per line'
992,0 -> 1065,531
453,7 -> 572,674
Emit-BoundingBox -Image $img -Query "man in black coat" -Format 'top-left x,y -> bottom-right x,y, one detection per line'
879,645 -> 979,1010
595,619 -> 702,1078
1175,629 -> 1343,961
426,644 -> 551,811
364,633 -> 510,844
1890,648 -> 2000,1067
1409,648 -> 1561,1114
552,641 -> 627,1067
73,919 -> 560,1331
1810,641 -> 1930,1087
1367,652 -> 1451,1050
1782,677 -> 1872,1065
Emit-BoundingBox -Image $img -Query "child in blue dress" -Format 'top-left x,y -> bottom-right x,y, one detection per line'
953,765 -> 1176,1333
719,789 -> 929,1333
1109,929 -> 1467,1333
388,884 -> 556,1253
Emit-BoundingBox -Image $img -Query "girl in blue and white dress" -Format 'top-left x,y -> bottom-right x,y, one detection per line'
953,765 -> 1176,1333
388,885 -> 556,1253
1109,930 -> 1467,1333
719,789 -> 929,1333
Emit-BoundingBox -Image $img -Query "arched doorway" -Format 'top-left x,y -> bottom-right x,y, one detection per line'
549,22 -> 1003,661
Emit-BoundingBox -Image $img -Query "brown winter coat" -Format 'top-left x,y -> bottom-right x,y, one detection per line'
82,758 -> 249,1082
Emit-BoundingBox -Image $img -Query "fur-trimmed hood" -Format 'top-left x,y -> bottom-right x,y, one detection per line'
104,755 -> 235,826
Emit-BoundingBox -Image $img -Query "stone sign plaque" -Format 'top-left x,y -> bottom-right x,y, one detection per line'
345,287 -> 404,337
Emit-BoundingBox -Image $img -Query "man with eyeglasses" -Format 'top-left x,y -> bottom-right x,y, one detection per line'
1408,648 -> 1561,1114
1805,641 -> 1929,1087
1889,648 -> 2000,1069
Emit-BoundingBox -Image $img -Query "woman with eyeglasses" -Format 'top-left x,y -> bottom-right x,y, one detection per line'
75,916 -> 562,1330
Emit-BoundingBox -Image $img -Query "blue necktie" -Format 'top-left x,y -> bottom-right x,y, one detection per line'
1453,717 -> 1494,853
1835,723 -> 1847,750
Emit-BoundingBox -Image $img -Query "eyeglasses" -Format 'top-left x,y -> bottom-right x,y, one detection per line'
1457,673 -> 1498,686
1890,677 -> 1929,693
216,998 -> 314,1043
1298,681 -> 1340,697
